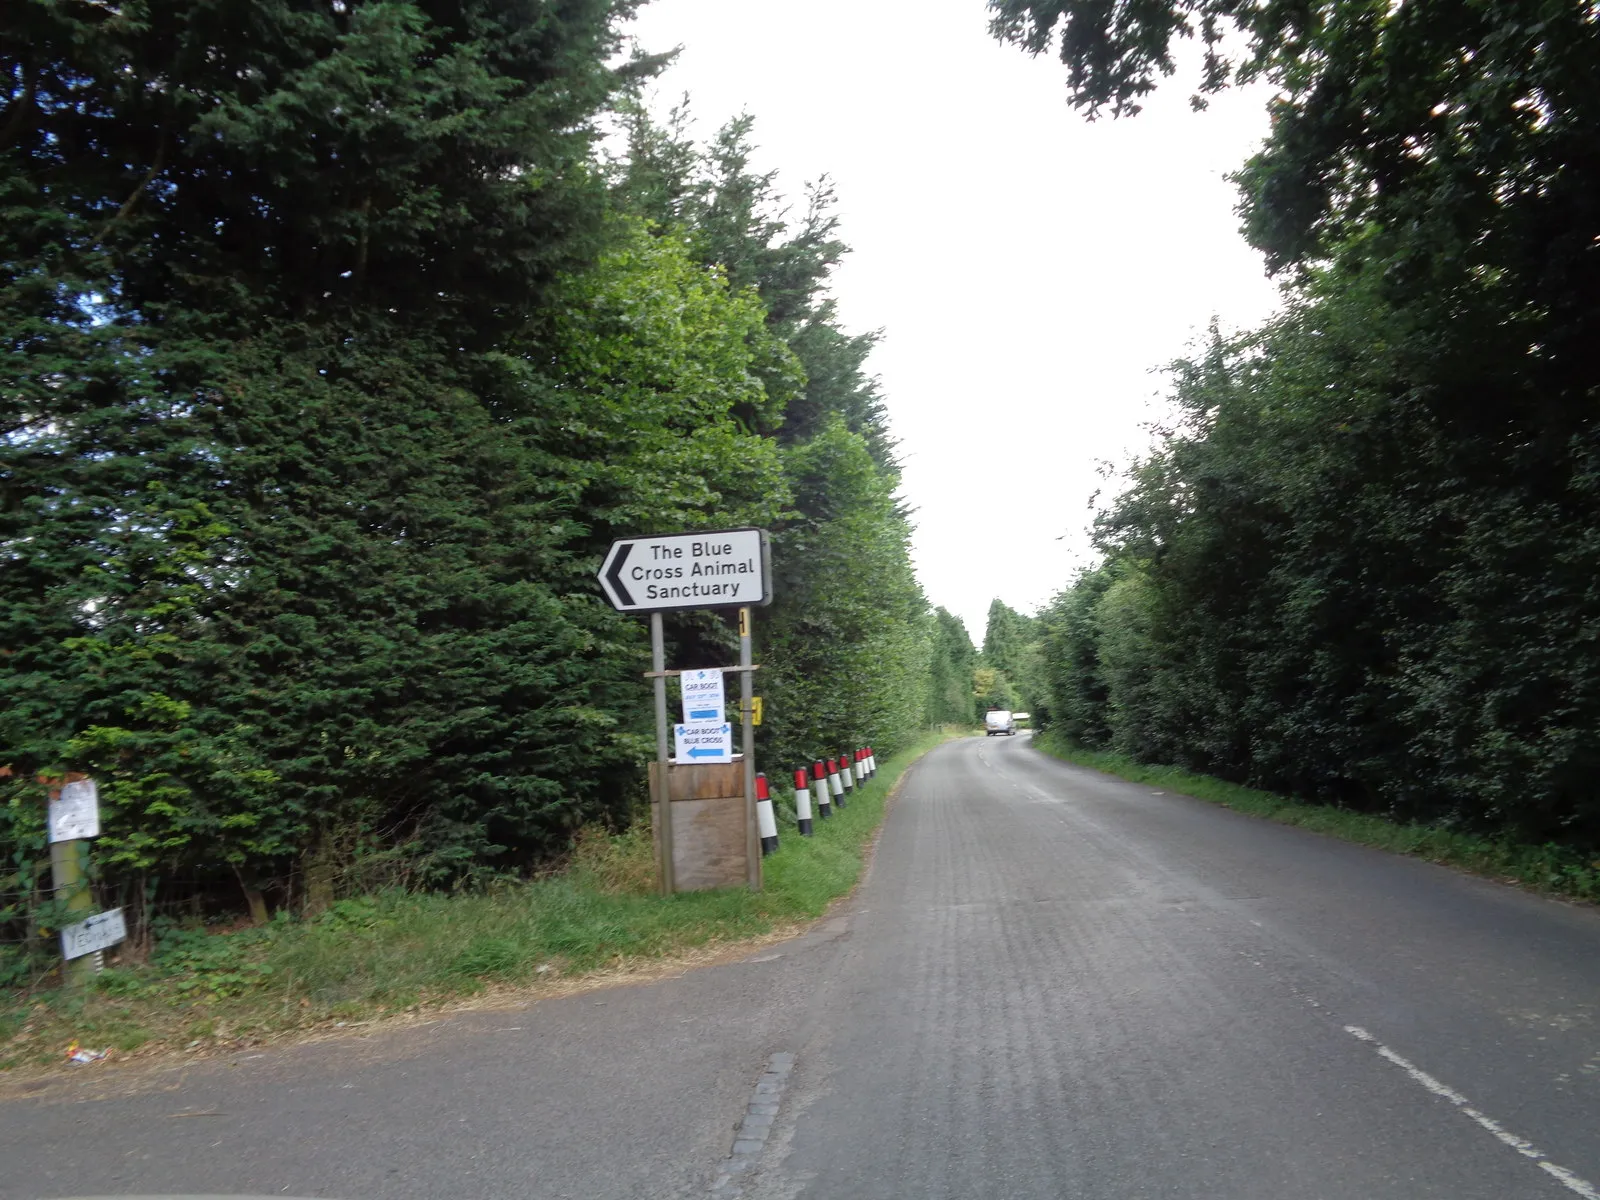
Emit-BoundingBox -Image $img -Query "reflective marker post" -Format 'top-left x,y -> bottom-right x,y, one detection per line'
793,768 -> 814,836
756,772 -> 778,856
813,760 -> 832,821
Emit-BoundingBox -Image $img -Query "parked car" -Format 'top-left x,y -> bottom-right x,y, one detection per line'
985,709 -> 1017,736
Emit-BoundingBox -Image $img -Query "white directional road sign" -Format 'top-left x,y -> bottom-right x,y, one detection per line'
598,528 -> 771,613
60,908 -> 126,960
681,668 -> 726,724
674,722 -> 733,764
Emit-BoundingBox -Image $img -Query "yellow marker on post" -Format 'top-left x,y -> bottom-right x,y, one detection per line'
751,696 -> 763,726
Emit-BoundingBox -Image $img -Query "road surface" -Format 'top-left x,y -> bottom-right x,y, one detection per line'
6,734 -> 1600,1199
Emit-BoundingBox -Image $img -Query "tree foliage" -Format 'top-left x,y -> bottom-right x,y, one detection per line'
973,599 -> 1048,719
3,0 -> 668,920
2,1 -> 941,958
925,608 -> 979,726
1008,0 -> 1600,850
607,105 -> 926,765
980,599 -> 1035,682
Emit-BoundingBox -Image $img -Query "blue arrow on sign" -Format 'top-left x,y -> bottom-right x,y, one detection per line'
688,707 -> 720,720
687,747 -> 723,759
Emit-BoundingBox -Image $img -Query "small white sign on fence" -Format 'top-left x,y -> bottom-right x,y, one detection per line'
48,779 -> 100,843
61,908 -> 126,960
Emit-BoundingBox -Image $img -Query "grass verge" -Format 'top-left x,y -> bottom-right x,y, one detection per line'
1,728 -> 961,1073
1032,730 -> 1600,903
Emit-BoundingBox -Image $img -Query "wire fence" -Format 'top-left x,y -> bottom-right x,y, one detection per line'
0,855 -> 292,993
1,763 -> 462,995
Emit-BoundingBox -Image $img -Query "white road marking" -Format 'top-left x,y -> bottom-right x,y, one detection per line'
1344,1025 -> 1600,1199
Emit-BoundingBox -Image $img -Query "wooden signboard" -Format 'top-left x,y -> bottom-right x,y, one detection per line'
648,759 -> 759,891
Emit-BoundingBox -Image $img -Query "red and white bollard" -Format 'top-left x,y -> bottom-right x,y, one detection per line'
793,768 -> 814,836
812,760 -> 832,820
756,772 -> 778,856
866,746 -> 877,778
827,757 -> 846,810
853,748 -> 867,787
839,751 -> 855,800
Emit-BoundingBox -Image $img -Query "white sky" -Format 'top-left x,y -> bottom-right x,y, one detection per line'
625,0 -> 1283,645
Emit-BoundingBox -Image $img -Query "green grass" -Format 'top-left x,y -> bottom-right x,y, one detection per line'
1,729 -> 959,1072
1032,730 -> 1600,902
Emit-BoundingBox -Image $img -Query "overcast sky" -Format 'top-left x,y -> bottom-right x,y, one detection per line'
624,0 -> 1283,645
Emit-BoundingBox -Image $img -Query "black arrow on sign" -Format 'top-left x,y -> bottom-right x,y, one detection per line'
606,542 -> 635,607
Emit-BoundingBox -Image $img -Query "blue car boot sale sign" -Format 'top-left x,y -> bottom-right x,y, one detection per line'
681,668 -> 726,723
674,721 -> 733,763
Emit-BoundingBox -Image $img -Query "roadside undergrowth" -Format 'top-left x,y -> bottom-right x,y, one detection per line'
1,728 -> 960,1073
1032,731 -> 1600,903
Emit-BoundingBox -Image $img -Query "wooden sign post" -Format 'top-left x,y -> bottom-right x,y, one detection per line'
45,772 -> 110,986
600,529 -> 772,895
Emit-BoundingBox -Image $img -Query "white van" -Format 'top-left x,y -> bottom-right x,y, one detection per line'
985,709 -> 1017,736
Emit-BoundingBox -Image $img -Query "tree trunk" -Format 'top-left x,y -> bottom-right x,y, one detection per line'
233,864 -> 270,925
302,836 -> 336,917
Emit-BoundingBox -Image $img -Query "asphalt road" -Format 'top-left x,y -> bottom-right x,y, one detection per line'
6,734 -> 1600,1200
